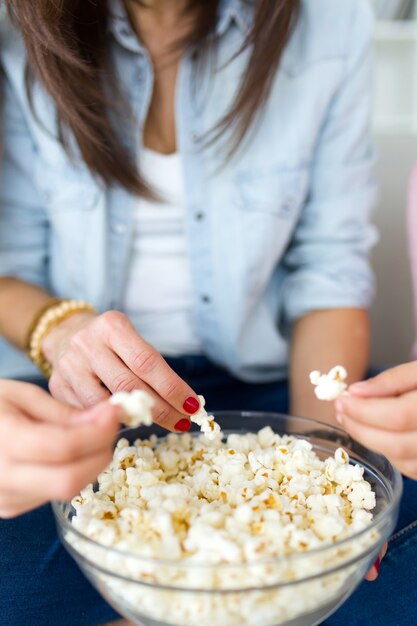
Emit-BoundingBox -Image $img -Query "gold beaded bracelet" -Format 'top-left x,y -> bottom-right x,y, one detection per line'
24,298 -> 64,353
27,299 -> 97,379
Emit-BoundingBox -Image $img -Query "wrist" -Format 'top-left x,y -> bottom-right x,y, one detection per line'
27,300 -> 97,378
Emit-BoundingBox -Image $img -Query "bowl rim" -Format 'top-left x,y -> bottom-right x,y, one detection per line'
53,411 -> 403,570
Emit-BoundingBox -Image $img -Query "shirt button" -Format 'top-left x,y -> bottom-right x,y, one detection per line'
201,295 -> 211,304
195,212 -> 205,221
191,133 -> 199,143
113,223 -> 127,235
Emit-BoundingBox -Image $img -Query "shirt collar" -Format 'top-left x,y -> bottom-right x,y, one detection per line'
108,0 -> 144,53
108,0 -> 252,52
216,0 -> 252,37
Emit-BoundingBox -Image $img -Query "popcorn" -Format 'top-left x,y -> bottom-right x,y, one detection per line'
69,412 -> 378,626
110,390 -> 154,427
190,395 -> 222,441
347,481 -> 376,510
110,391 -> 224,443
310,366 -> 348,401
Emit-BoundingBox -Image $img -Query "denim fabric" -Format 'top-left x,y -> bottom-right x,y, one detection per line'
0,357 -> 289,626
0,0 -> 377,381
324,477 -> 417,626
0,504 -> 120,626
165,355 -> 289,413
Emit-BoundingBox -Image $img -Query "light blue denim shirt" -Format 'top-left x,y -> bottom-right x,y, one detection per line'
0,0 -> 377,381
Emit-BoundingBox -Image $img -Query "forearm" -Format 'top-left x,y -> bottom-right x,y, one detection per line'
290,308 -> 370,425
0,277 -> 53,350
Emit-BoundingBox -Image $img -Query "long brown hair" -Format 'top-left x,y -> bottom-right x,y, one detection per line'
6,0 -> 300,196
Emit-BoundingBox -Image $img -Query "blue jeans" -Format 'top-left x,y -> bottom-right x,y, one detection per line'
0,356 -> 289,626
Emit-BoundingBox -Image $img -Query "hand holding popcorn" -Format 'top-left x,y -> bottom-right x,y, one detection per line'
41,310 -> 200,432
110,391 -> 222,441
0,379 -> 120,518
336,361 -> 417,481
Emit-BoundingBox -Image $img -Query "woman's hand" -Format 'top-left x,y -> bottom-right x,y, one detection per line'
0,380 -> 120,518
335,361 -> 417,480
42,310 -> 200,432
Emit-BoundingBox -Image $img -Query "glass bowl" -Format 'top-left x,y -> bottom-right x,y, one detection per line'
53,412 -> 402,626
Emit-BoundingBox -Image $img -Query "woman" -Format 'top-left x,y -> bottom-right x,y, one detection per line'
0,0 -> 377,624
0,0 -> 376,427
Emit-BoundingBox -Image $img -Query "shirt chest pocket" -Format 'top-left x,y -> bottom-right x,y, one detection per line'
35,157 -> 103,213
235,166 -> 310,219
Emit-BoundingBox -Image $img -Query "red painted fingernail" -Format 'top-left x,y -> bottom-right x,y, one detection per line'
374,557 -> 381,575
183,397 -> 200,414
175,418 -> 191,432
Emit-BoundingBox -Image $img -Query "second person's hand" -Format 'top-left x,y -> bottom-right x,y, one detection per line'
42,310 -> 200,432
335,361 -> 417,480
0,380 -> 121,518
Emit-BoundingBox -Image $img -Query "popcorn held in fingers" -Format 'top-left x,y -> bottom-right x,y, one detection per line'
109,390 -> 154,427
310,366 -> 348,401
110,390 -> 222,438
190,395 -> 222,441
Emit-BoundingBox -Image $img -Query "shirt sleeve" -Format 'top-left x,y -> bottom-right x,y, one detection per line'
280,0 -> 378,332
0,71 -> 50,290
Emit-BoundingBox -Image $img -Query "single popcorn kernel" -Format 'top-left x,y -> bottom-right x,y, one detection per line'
190,395 -> 223,441
310,366 -> 348,401
110,389 -> 154,427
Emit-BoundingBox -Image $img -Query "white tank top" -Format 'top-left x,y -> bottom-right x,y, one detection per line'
121,148 -> 203,356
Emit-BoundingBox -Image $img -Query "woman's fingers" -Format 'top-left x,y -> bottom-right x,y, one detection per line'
339,369 -> 417,480
48,376 -> 85,408
89,346 -> 191,432
47,311 -> 200,429
336,414 -> 417,461
51,328 -> 193,433
337,393 -> 417,479
8,449 -> 114,503
101,312 -> 200,415
49,348 -> 110,408
336,390 -> 417,432
349,361 -> 417,398
0,388 -> 122,517
0,379 -> 82,422
3,403 -> 119,465
0,491 -> 49,519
